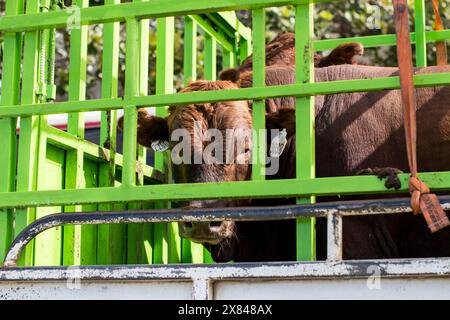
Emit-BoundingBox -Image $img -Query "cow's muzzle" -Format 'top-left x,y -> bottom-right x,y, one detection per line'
178,220 -> 234,245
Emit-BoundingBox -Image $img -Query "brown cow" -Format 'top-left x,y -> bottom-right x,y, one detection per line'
120,64 -> 450,262
219,31 -> 364,83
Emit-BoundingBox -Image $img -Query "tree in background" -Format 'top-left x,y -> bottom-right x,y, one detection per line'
0,0 -> 448,101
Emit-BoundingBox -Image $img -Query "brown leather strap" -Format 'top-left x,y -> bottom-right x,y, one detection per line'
432,0 -> 448,65
393,0 -> 449,233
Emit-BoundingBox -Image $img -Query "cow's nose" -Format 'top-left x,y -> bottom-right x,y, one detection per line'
178,221 -> 223,242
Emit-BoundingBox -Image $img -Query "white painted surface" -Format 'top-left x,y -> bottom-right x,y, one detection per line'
0,281 -> 193,300
2,277 -> 450,300
2,259 -> 450,300
214,277 -> 450,300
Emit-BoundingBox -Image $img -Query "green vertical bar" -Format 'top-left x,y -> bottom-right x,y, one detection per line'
183,17 -> 197,84
97,0 -> 124,265
202,31 -> 219,264
0,0 -> 23,262
34,130 -> 63,266
15,0 -> 41,266
66,0 -> 88,138
122,18 -> 139,187
414,0 -> 427,67
34,1 -> 61,266
122,18 -> 142,265
251,8 -> 266,182
204,34 -> 217,80
154,17 -> 179,264
295,3 -> 316,261
222,48 -> 235,69
63,0 -> 93,266
182,16 -> 204,264
127,0 -> 153,265
239,39 -> 252,64
121,16 -> 139,209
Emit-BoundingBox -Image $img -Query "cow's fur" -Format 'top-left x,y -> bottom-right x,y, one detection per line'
121,64 -> 450,262
264,64 -> 450,261
219,31 -> 364,83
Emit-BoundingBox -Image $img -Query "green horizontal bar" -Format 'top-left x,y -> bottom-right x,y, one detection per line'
426,30 -> 450,42
0,171 -> 449,209
189,15 -> 234,52
0,98 -> 123,117
45,125 -> 158,179
1,72 -> 450,118
0,0 -> 327,33
315,34 -> 400,51
315,30 -> 450,51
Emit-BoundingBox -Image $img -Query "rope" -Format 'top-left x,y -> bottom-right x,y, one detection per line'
393,0 -> 449,233
432,0 -> 448,65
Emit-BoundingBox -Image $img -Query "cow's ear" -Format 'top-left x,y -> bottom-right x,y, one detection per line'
266,108 -> 295,137
266,108 -> 295,157
118,108 -> 169,149
219,68 -> 241,83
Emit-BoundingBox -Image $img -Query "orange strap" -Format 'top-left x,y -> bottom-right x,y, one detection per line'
393,0 -> 449,233
432,0 -> 448,65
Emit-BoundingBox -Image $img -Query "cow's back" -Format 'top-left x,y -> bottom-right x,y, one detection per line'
265,64 -> 450,260
314,64 -> 450,177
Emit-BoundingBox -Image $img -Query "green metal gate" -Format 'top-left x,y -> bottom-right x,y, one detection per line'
0,0 -> 450,268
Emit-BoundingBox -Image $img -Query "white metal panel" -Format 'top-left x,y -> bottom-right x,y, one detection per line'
213,277 -> 450,300
2,276 -> 450,300
0,280 -> 193,300
2,259 -> 450,300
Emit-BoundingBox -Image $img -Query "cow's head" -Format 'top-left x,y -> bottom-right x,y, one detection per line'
119,80 -> 297,262
119,80 -> 255,258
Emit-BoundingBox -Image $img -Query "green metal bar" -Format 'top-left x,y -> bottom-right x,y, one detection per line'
182,16 -> 204,264
45,125 -> 159,179
97,0 -> 123,265
45,20 -> 56,101
0,0 -> 23,263
0,0 -> 331,33
121,18 -> 140,188
34,0 -> 61,267
222,48 -> 235,69
190,15 -> 234,52
203,31 -> 218,264
314,30 -> 450,51
215,11 -> 252,42
154,17 -> 178,265
121,109 -> 138,186
2,6 -> 449,48
183,16 -> 197,85
239,38 -> 252,65
251,8 -> 266,182
63,0 -> 92,266
414,0 -> 427,67
204,34 -> 217,80
1,172 -> 450,209
426,30 -> 450,42
127,0 -> 153,265
34,129 -> 63,266
0,98 -> 124,117
2,72 -> 450,118
295,3 -> 315,261
129,72 -> 450,105
14,0 -> 41,266
66,3 -> 88,138
205,12 -> 251,43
